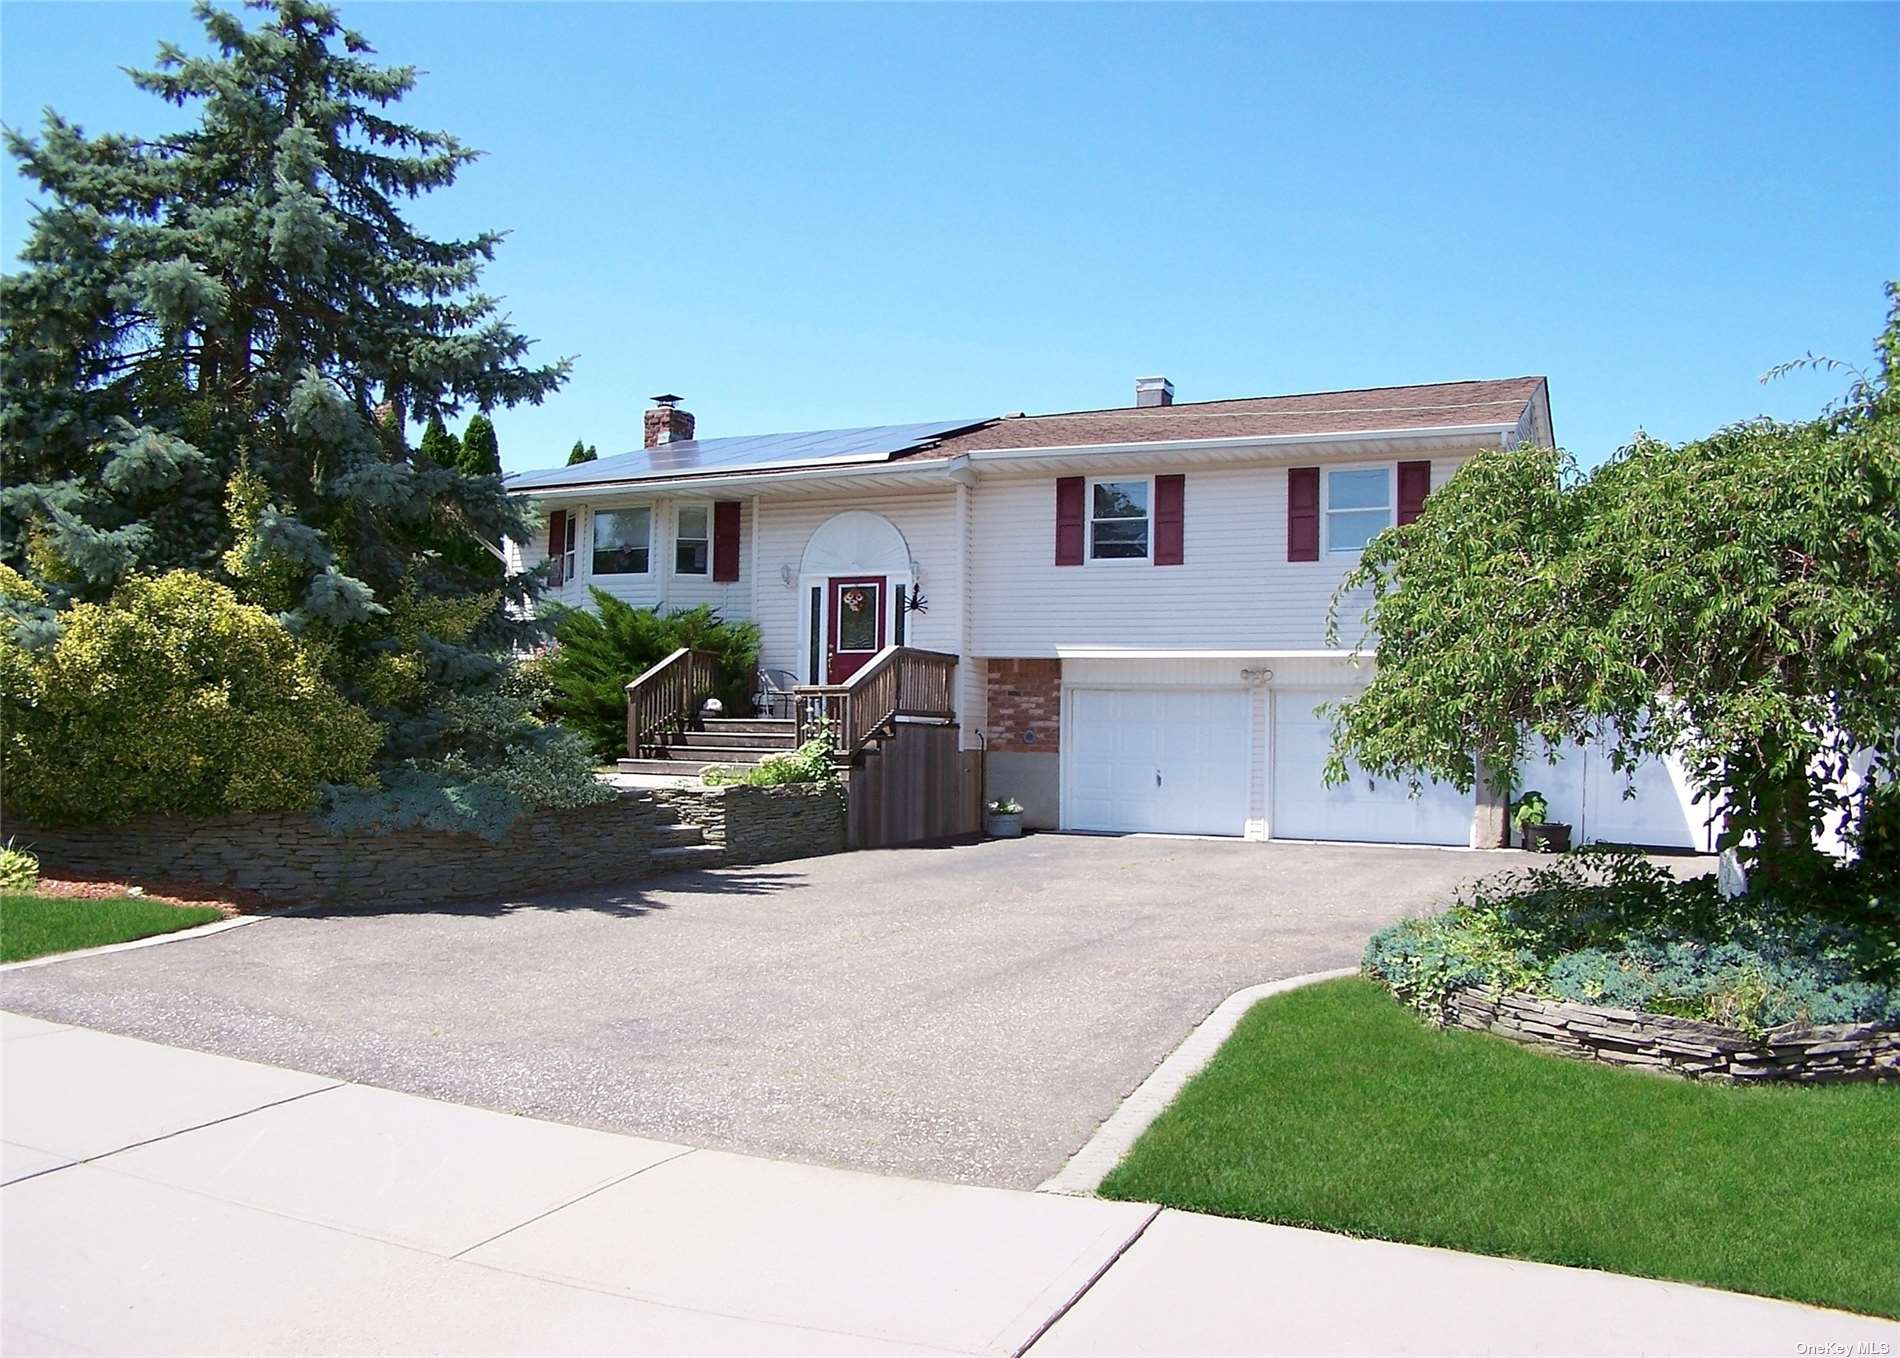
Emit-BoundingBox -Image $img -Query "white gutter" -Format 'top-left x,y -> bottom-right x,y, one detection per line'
960,422 -> 1517,465
506,420 -> 1517,501
1055,646 -> 1361,660
505,456 -> 958,502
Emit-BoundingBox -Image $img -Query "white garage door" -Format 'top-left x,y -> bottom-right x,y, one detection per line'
1067,688 -> 1251,836
1272,691 -> 1472,846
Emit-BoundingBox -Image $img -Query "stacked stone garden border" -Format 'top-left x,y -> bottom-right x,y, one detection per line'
1444,985 -> 1899,1084
7,782 -> 844,911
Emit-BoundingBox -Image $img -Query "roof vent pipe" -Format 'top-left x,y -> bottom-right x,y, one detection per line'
1135,376 -> 1174,408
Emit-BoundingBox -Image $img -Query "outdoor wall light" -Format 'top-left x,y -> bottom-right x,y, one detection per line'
780,564 -> 796,587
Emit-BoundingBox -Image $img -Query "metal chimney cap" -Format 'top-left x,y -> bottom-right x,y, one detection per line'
650,393 -> 683,407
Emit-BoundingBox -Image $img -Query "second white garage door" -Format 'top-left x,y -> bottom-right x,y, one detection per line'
1271,690 -> 1473,846
1066,688 -> 1251,836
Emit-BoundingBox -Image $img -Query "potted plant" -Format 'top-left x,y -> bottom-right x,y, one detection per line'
1510,789 -> 1572,853
985,797 -> 1025,839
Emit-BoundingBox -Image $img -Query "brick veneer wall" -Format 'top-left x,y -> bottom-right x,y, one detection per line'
8,783 -> 844,910
987,658 -> 1062,754
1446,985 -> 1899,1083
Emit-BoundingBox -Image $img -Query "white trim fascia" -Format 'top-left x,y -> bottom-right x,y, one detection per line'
508,457 -> 957,502
507,421 -> 1516,502
962,422 -> 1518,465
1053,646 -> 1361,661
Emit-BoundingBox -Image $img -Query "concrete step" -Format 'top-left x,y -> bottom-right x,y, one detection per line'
669,729 -> 798,751
653,822 -> 706,847
651,843 -> 725,866
619,757 -> 711,777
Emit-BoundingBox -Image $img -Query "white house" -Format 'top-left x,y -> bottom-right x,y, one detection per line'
503,379 -> 1714,851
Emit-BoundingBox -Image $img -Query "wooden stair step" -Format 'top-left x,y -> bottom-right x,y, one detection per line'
669,729 -> 798,751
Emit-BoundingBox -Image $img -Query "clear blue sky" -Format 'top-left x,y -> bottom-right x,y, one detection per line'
4,2 -> 1896,475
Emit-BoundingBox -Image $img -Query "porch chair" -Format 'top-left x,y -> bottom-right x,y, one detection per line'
753,667 -> 800,719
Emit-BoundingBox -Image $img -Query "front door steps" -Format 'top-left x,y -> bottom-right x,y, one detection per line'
617,717 -> 798,778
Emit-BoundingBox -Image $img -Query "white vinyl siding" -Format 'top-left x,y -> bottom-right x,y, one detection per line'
750,490 -> 964,683
969,458 -> 1466,656
513,498 -> 751,615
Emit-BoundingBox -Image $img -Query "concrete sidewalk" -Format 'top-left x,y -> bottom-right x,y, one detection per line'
5,1012 -> 1896,1357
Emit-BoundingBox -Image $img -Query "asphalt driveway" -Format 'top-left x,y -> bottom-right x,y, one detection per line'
4,835 -> 1524,1187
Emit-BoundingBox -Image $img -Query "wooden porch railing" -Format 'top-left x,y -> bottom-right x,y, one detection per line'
624,647 -> 722,757
793,646 -> 957,762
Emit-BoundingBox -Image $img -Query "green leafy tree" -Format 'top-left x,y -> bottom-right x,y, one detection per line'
542,591 -> 761,757
567,439 -> 599,466
1326,287 -> 1900,882
0,0 -> 592,831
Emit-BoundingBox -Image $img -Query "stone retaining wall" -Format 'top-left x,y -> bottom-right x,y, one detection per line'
1445,985 -> 1899,1083
8,782 -> 845,910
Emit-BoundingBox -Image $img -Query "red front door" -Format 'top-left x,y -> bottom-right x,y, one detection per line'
826,577 -> 886,683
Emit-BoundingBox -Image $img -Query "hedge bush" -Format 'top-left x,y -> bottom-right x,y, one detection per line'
1,572 -> 381,823
1363,849 -> 1899,1036
540,592 -> 762,758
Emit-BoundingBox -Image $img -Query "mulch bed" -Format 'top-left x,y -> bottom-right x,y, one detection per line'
31,874 -> 282,916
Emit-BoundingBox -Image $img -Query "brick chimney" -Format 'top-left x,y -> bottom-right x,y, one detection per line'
644,394 -> 696,447
1135,376 -> 1174,408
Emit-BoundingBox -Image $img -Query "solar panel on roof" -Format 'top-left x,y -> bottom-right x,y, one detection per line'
502,418 -> 989,493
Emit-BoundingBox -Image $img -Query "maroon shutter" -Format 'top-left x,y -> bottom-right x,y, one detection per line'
546,509 -> 567,586
1397,460 -> 1431,525
1055,476 -> 1085,565
1154,474 -> 1185,565
712,501 -> 741,581
1287,467 -> 1320,561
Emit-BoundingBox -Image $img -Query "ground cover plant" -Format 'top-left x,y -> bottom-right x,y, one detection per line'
1362,849 -> 1899,1035
1099,976 -> 1900,1319
1,893 -> 225,963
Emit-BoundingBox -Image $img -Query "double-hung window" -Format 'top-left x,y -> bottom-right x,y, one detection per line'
592,507 -> 651,575
1089,478 -> 1150,561
1323,467 -> 1393,555
675,505 -> 709,575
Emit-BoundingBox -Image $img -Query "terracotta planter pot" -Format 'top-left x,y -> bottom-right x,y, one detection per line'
1523,822 -> 1572,853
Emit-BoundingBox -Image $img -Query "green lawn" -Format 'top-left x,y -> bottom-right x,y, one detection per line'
1,893 -> 225,963
1099,976 -> 1900,1319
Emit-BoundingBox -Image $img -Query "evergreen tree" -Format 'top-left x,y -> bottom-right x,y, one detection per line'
418,413 -> 462,470
460,414 -> 501,477
442,414 -> 503,582
567,439 -> 599,466
0,0 -> 598,832
1,0 -> 567,635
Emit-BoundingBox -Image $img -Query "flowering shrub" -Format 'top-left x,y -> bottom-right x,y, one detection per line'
1,572 -> 381,823
1362,848 -> 1898,1036
701,737 -> 837,788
